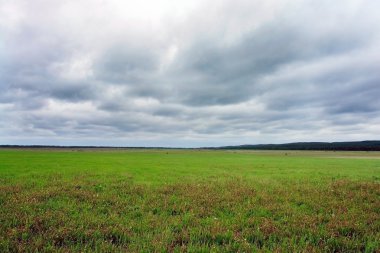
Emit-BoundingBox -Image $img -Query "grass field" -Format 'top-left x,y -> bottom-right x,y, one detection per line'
0,149 -> 379,252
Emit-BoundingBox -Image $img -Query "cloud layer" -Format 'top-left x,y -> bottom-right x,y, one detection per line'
1,0 -> 380,146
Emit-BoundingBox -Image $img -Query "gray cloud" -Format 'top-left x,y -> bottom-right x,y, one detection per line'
1,0 -> 380,146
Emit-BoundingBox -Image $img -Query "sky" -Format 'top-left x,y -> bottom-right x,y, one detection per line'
1,0 -> 380,147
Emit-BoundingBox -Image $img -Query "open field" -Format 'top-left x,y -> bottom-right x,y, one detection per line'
0,149 -> 379,252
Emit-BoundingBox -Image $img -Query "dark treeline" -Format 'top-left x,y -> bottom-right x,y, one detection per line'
216,141 -> 380,151
1,141 -> 380,151
0,145 -> 184,150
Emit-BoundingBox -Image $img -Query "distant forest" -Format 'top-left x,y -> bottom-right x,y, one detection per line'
1,141 -> 380,151
217,141 -> 380,151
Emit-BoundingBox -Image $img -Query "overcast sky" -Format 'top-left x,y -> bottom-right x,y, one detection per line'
1,0 -> 379,147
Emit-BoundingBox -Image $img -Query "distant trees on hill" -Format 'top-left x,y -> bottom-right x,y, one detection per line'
218,141 -> 380,151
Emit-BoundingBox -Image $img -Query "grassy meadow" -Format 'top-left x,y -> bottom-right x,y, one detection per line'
0,149 -> 379,252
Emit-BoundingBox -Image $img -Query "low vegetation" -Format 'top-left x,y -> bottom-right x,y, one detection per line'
0,149 -> 379,252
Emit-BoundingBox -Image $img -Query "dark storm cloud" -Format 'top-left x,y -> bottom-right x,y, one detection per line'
1,0 -> 380,146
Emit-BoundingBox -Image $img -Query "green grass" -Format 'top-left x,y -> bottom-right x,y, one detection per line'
0,149 -> 379,252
